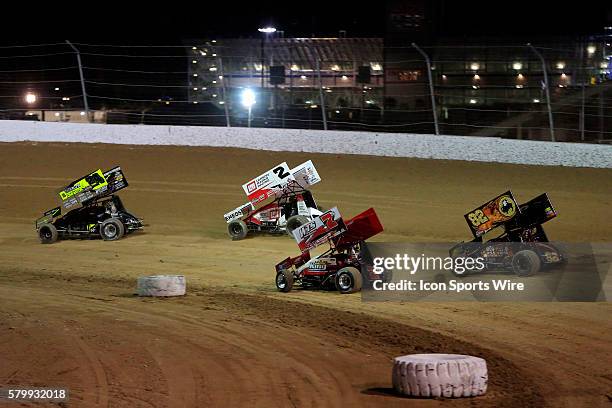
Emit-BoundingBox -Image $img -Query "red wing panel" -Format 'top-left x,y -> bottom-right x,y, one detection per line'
333,208 -> 383,249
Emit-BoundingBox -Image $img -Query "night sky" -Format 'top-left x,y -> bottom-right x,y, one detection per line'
0,0 -> 610,114
2,1 -> 610,42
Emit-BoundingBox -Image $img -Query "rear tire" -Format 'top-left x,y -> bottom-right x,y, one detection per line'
276,270 -> 294,293
38,223 -> 58,244
228,219 -> 248,240
100,218 -> 125,241
335,267 -> 363,294
286,215 -> 309,237
511,250 -> 541,276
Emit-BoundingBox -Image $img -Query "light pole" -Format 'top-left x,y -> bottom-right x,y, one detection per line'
527,44 -> 555,142
241,88 -> 256,127
258,27 -> 276,89
65,40 -> 90,123
258,27 -> 276,116
412,43 -> 439,136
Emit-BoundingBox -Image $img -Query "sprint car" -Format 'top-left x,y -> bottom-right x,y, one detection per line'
449,191 -> 564,276
275,207 -> 384,294
224,160 -> 323,240
35,167 -> 143,244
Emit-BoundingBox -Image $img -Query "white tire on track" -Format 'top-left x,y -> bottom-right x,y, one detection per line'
392,354 -> 487,398
137,275 -> 186,297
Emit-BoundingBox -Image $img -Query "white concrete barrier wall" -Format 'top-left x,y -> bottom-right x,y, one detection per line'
1,120 -> 611,168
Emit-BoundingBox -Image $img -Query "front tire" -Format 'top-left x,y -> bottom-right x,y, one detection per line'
228,220 -> 248,240
38,223 -> 58,244
511,250 -> 541,276
276,270 -> 294,292
100,218 -> 125,241
286,215 -> 309,237
335,267 -> 363,294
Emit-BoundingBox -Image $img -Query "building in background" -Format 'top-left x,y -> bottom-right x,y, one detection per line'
187,37 -> 383,127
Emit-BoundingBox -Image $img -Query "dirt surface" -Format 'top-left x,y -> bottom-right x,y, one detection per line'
0,142 -> 611,407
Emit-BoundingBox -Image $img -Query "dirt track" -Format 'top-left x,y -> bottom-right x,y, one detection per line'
0,142 -> 611,407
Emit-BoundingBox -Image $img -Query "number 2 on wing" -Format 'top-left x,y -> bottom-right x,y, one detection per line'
273,166 -> 290,179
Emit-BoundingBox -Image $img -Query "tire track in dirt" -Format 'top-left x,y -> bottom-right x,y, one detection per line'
0,276 -> 546,407
69,331 -> 110,408
0,283 -> 382,407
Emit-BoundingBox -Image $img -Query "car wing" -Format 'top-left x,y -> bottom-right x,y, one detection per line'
35,206 -> 61,228
242,162 -> 295,206
59,166 -> 129,210
333,208 -> 383,250
292,207 -> 347,252
464,190 -> 520,238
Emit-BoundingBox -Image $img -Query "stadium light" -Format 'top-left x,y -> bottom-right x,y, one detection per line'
241,88 -> 256,128
241,89 -> 256,107
258,27 -> 277,34
25,93 -> 37,104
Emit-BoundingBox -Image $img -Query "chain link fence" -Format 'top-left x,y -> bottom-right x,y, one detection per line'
0,40 -> 610,143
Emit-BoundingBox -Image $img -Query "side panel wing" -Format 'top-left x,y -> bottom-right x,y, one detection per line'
103,166 -> 129,195
333,208 -> 383,250
516,193 -> 557,226
59,169 -> 108,210
464,191 -> 520,237
292,207 -> 347,252
242,162 -> 294,206
289,160 -> 321,189
59,167 -> 129,210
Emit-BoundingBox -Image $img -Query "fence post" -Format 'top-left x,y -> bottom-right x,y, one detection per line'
580,83 -> 585,141
315,57 -> 328,130
412,43 -> 439,135
65,40 -> 90,123
527,44 -> 555,142
218,57 -> 231,128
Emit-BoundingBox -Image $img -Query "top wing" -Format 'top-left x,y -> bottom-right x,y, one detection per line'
512,193 -> 557,228
464,190 -> 520,238
289,160 -> 321,189
59,167 -> 129,210
242,162 -> 295,206
333,208 -> 383,250
239,160 -> 321,211
292,207 -> 347,252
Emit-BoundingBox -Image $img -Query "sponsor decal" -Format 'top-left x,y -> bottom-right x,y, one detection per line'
498,195 -> 517,217
293,207 -> 347,252
242,162 -> 294,202
308,258 -> 336,271
290,160 -> 321,188
59,169 -> 108,201
465,191 -> 519,237
224,202 -> 255,223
